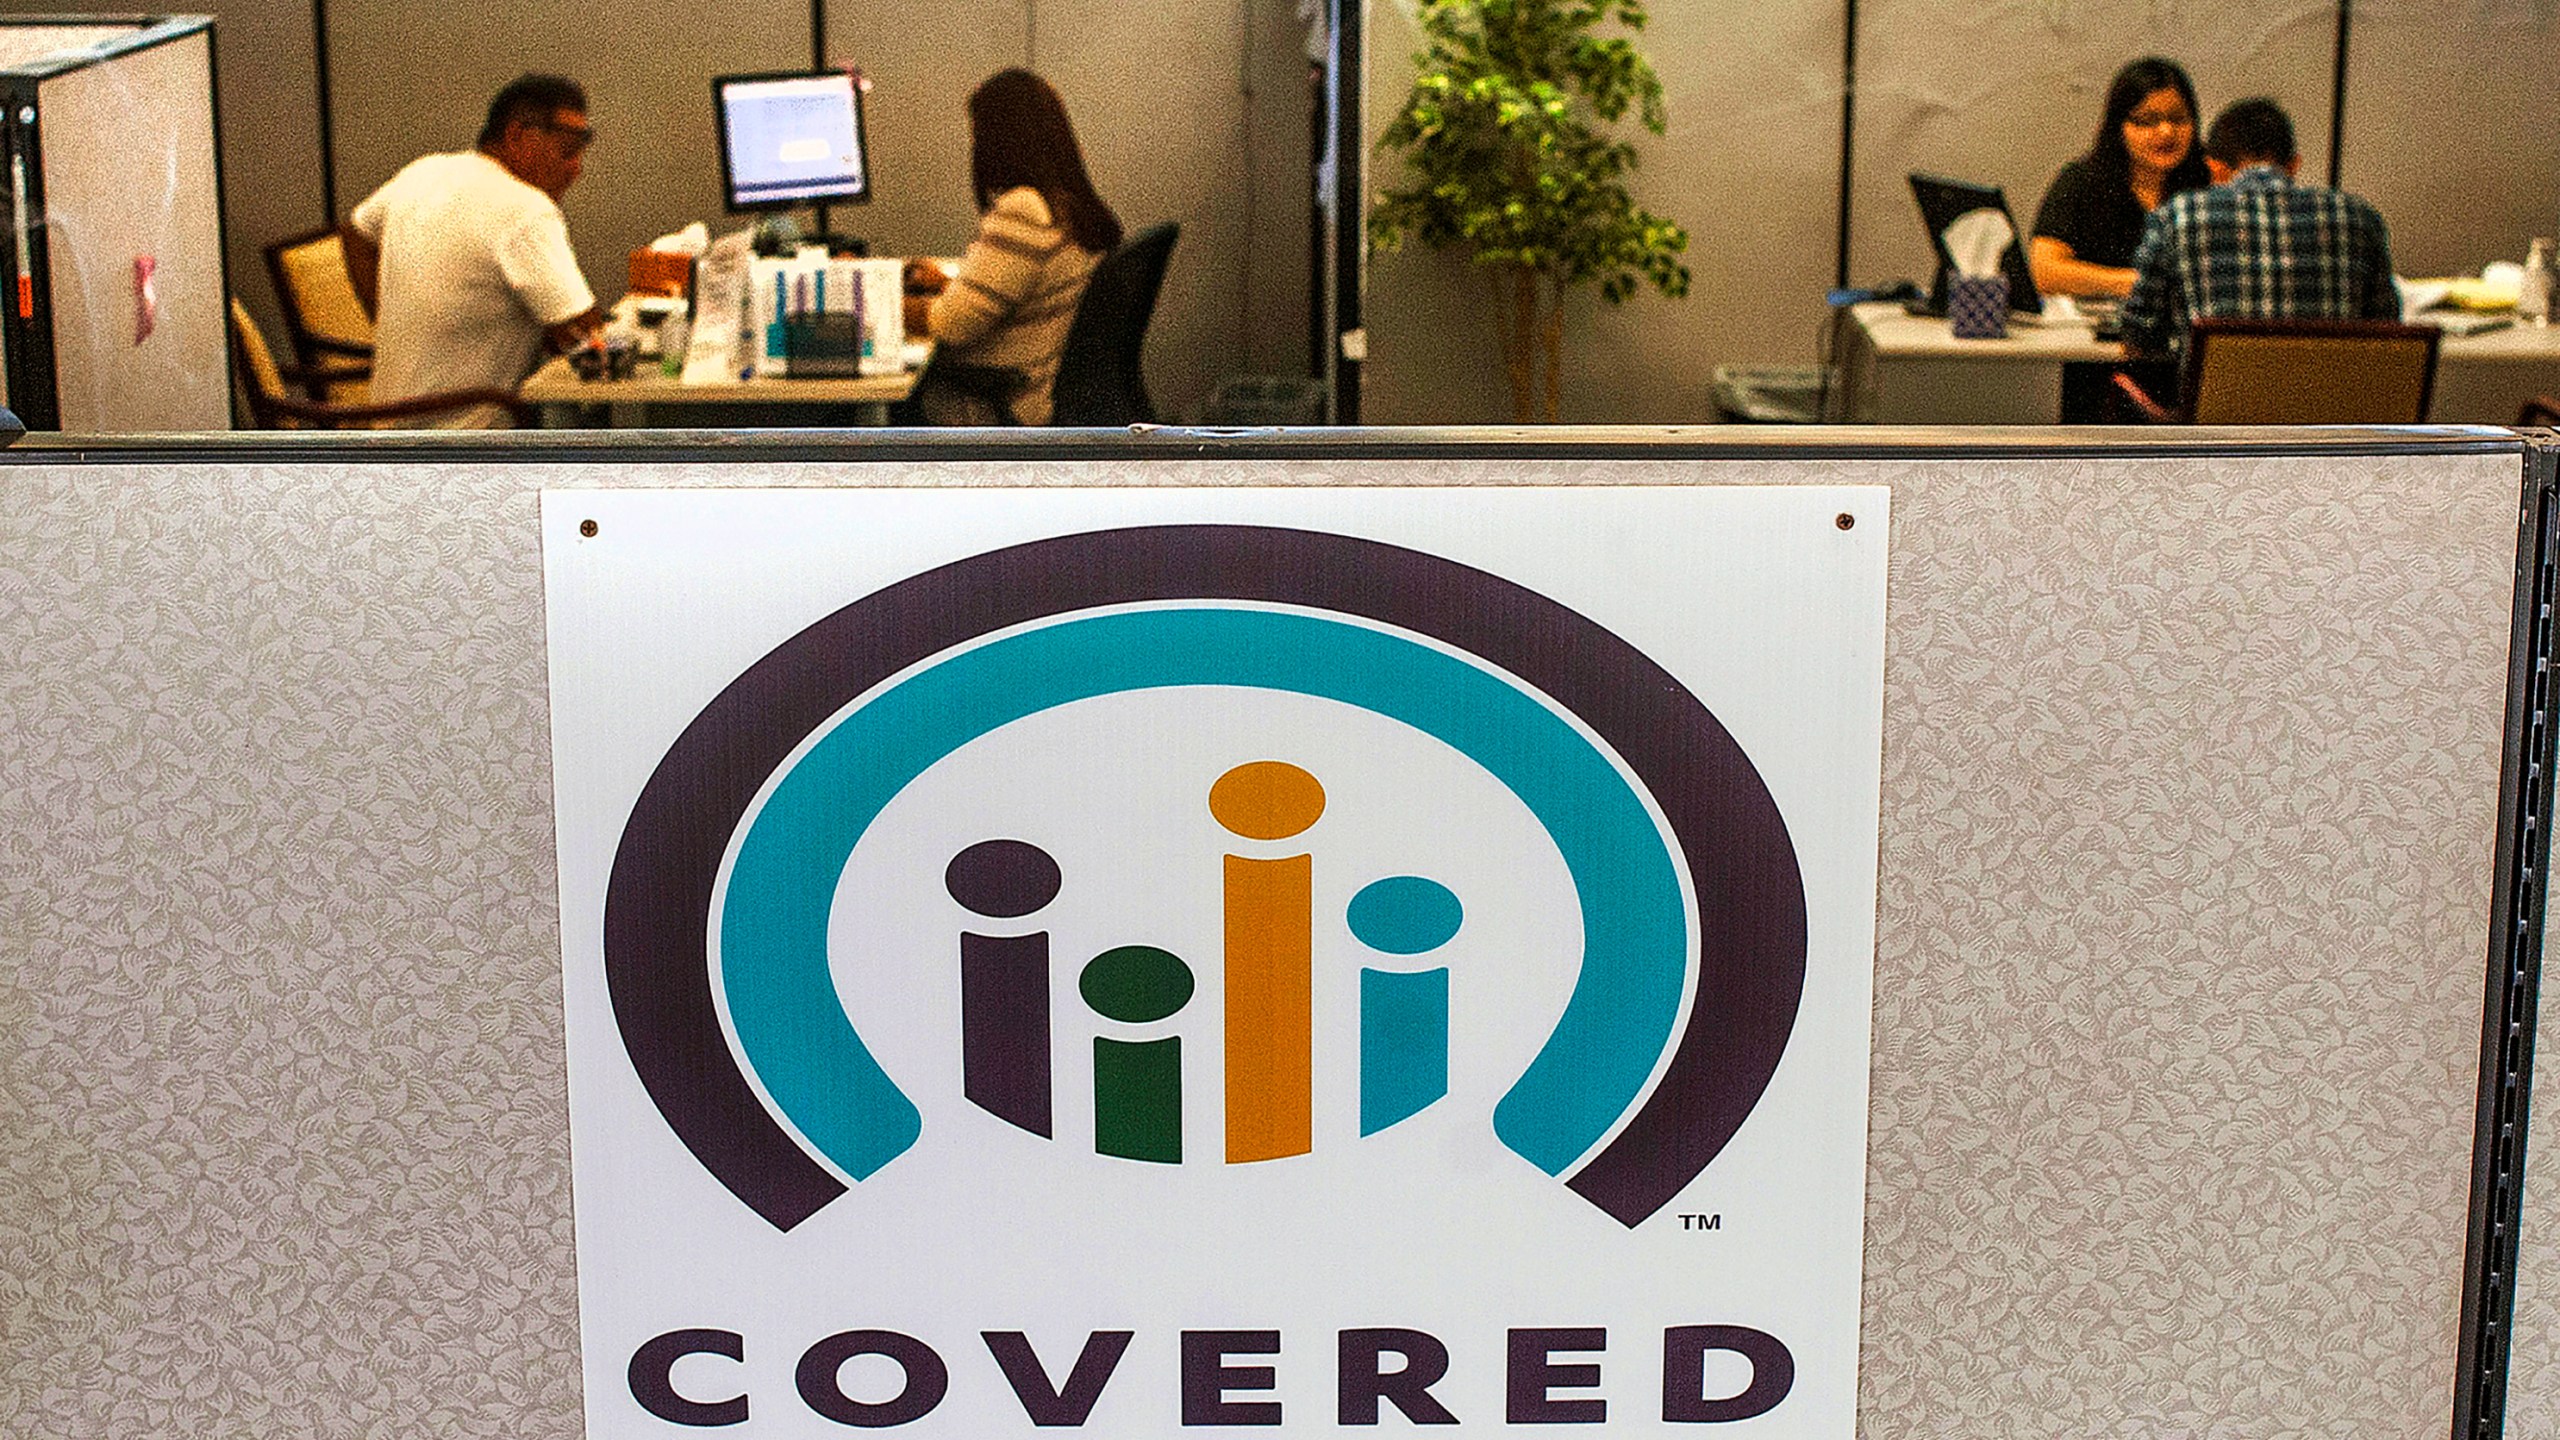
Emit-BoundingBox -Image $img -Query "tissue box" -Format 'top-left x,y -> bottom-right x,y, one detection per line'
627,248 -> 693,298
1948,273 -> 2009,339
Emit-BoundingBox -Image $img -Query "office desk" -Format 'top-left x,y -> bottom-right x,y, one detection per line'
1825,303 -> 2119,424
520,356 -> 923,428
1829,301 -> 2560,424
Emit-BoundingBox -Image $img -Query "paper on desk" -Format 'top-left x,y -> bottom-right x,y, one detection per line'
2421,264 -> 2525,312
1942,208 -> 2012,279
680,229 -> 754,384
2399,277 -> 2453,320
647,222 -> 710,257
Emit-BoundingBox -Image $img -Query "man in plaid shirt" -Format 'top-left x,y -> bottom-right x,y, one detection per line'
2120,98 -> 2397,360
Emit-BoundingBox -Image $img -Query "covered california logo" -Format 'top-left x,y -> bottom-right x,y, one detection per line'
604,525 -> 1807,1232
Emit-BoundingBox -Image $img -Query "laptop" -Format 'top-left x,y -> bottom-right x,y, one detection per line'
1908,172 -> 2043,317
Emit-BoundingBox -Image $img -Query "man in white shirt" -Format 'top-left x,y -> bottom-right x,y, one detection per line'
342,74 -> 603,427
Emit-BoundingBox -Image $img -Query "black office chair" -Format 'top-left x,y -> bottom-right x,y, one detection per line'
925,221 -> 1180,426
1050,221 -> 1179,425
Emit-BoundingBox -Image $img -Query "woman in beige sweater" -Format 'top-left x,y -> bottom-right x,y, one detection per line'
906,70 -> 1123,425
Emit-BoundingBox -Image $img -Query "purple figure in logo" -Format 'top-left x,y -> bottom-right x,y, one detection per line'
946,839 -> 1062,1137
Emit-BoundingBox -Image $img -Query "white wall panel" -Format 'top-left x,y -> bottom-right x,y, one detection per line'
39,31 -> 229,430
821,0 -> 1028,263
1845,1 -> 2334,301
327,0 -> 805,318
1363,0 -> 1844,424
2337,0 -> 2560,281
1239,0 -> 1318,380
0,0 -> 326,356
1034,0 -> 1255,421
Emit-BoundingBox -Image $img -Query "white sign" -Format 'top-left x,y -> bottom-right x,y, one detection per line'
543,484 -> 1888,1437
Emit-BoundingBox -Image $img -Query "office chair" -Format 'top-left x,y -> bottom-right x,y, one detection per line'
2113,317 -> 2440,424
229,299 -> 530,429
924,221 -> 1180,426
262,226 -> 374,403
2520,396 -> 2560,427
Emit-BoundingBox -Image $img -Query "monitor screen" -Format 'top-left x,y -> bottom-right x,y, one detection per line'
715,70 -> 870,211
1908,172 -> 2041,316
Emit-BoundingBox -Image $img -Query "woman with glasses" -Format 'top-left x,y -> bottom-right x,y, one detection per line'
2029,57 -> 2209,299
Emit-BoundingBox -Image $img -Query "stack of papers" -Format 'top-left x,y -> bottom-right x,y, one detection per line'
2401,267 -> 2522,334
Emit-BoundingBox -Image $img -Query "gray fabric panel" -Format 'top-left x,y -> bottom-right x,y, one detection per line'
0,442 -> 2517,1435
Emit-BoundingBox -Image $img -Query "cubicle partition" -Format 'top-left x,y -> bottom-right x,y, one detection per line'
0,16 -> 226,431
1,428 -> 2551,1437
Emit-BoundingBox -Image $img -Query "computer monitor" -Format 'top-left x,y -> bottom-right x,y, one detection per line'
1908,172 -> 2041,316
715,69 -> 871,212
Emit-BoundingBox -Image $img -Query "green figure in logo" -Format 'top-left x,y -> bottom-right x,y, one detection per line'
1082,944 -> 1194,1163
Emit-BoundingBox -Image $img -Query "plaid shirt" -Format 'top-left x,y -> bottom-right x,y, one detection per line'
2120,165 -> 2398,358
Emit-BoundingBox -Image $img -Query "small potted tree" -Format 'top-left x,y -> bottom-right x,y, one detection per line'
1371,0 -> 1691,422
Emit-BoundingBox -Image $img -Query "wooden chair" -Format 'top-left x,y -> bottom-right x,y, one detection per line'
262,226 -> 374,403
229,299 -> 529,429
2520,396 -> 2560,428
2114,317 -> 2441,424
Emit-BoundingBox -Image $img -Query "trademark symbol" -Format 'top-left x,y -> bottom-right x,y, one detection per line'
1677,1213 -> 1721,1231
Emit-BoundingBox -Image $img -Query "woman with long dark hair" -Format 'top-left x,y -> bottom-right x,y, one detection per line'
906,69 -> 1123,424
2029,57 -> 2209,298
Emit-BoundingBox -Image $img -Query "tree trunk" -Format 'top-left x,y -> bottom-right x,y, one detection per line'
1497,263 -> 1537,422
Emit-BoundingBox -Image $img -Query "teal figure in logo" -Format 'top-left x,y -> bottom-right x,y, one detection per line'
1081,944 -> 1194,1163
1349,875 -> 1461,1136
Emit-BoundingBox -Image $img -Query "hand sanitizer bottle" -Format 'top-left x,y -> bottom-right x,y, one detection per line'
2523,238 -> 2556,327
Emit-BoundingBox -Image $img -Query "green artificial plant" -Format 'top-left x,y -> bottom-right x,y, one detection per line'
1370,0 -> 1691,422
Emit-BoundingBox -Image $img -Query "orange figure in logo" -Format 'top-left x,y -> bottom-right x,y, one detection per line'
1209,760 -> 1324,1163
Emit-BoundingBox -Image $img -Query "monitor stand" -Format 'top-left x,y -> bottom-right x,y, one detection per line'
750,212 -> 869,258
810,204 -> 866,257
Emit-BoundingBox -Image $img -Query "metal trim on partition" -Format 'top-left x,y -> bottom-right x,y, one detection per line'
312,0 -> 337,222
4,74 -> 56,431
2327,0 -> 2353,189
0,425 -> 2527,470
2454,431 -> 2560,1440
203,21 -> 237,427
0,15 -> 214,80
1325,0 -> 1360,424
1834,0 -> 1857,292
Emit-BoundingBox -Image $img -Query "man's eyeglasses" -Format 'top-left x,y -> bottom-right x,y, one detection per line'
537,119 -> 595,154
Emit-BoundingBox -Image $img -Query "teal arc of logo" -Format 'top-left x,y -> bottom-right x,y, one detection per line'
721,604 -> 1691,1185
603,524 -> 1807,1232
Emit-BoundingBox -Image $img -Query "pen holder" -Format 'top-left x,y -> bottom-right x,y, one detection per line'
1947,272 -> 2009,338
